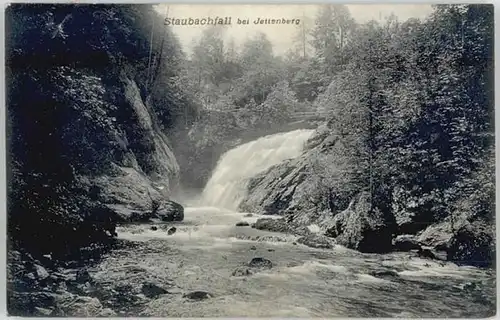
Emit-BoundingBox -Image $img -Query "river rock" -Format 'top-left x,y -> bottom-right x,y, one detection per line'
150,226 -> 158,231
243,213 -> 253,217
183,291 -> 212,300
236,221 -> 250,227
417,248 -> 439,260
141,282 -> 169,298
296,234 -> 335,249
8,291 -> 56,315
254,218 -> 291,233
248,257 -> 273,269
34,264 -> 50,281
446,222 -> 494,267
157,200 -> 184,222
417,221 -> 453,251
370,270 -> 400,279
325,192 -> 393,253
393,234 -> 421,252
167,227 -> 177,235
75,269 -> 92,284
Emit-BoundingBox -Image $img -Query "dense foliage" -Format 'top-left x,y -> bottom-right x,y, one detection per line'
6,4 -> 189,258
189,4 -> 493,265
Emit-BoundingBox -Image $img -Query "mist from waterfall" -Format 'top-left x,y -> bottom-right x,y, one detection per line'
200,129 -> 315,210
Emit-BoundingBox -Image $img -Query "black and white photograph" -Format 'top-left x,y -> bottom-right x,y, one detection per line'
5,3 -> 496,317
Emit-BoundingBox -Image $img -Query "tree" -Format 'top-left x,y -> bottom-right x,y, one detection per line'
310,4 -> 356,77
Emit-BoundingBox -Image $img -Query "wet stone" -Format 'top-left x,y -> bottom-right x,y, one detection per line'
75,269 -> 92,284
167,227 -> 177,235
248,257 -> 273,269
34,264 -> 50,280
370,270 -> 400,279
141,282 -> 169,298
150,226 -> 158,231
183,291 -> 212,300
236,221 -> 250,227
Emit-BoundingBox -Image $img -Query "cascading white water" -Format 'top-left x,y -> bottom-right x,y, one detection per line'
200,129 -> 315,210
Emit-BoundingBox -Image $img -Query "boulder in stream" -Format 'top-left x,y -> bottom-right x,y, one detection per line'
75,269 -> 92,284
248,257 -> 273,269
141,282 -> 169,298
325,192 -> 393,253
393,235 -> 421,252
167,227 -> 177,235
157,200 -> 184,222
254,218 -> 291,233
236,221 -> 250,227
183,291 -> 212,301
34,264 -> 50,281
296,234 -> 335,249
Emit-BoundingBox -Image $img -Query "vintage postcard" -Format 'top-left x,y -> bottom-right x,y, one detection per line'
5,3 -> 495,317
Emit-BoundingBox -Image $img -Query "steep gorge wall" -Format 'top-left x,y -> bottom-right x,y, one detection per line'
6,4 -> 182,258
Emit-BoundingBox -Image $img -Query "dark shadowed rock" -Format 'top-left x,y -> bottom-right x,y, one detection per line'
183,291 -> 212,300
157,200 -> 184,222
150,226 -> 158,231
296,234 -> 335,249
128,211 -> 153,223
248,257 -> 273,269
75,269 -> 91,284
8,291 -> 56,315
393,235 -> 421,252
232,267 -> 253,277
236,221 -> 250,227
167,227 -> 177,235
141,283 -> 169,298
254,218 -> 291,233
417,248 -> 438,260
325,192 -> 393,253
446,222 -> 494,267
250,245 -> 257,250
325,211 -> 349,238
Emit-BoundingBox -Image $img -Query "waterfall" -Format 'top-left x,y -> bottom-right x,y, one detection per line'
200,129 -> 315,210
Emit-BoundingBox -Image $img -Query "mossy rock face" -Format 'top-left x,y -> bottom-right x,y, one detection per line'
447,223 -> 494,268
326,192 -> 393,254
157,200 -> 184,222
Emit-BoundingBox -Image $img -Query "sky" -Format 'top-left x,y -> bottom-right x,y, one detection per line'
155,4 -> 434,56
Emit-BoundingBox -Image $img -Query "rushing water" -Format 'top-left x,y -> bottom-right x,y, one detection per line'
91,130 -> 495,317
201,129 -> 314,210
